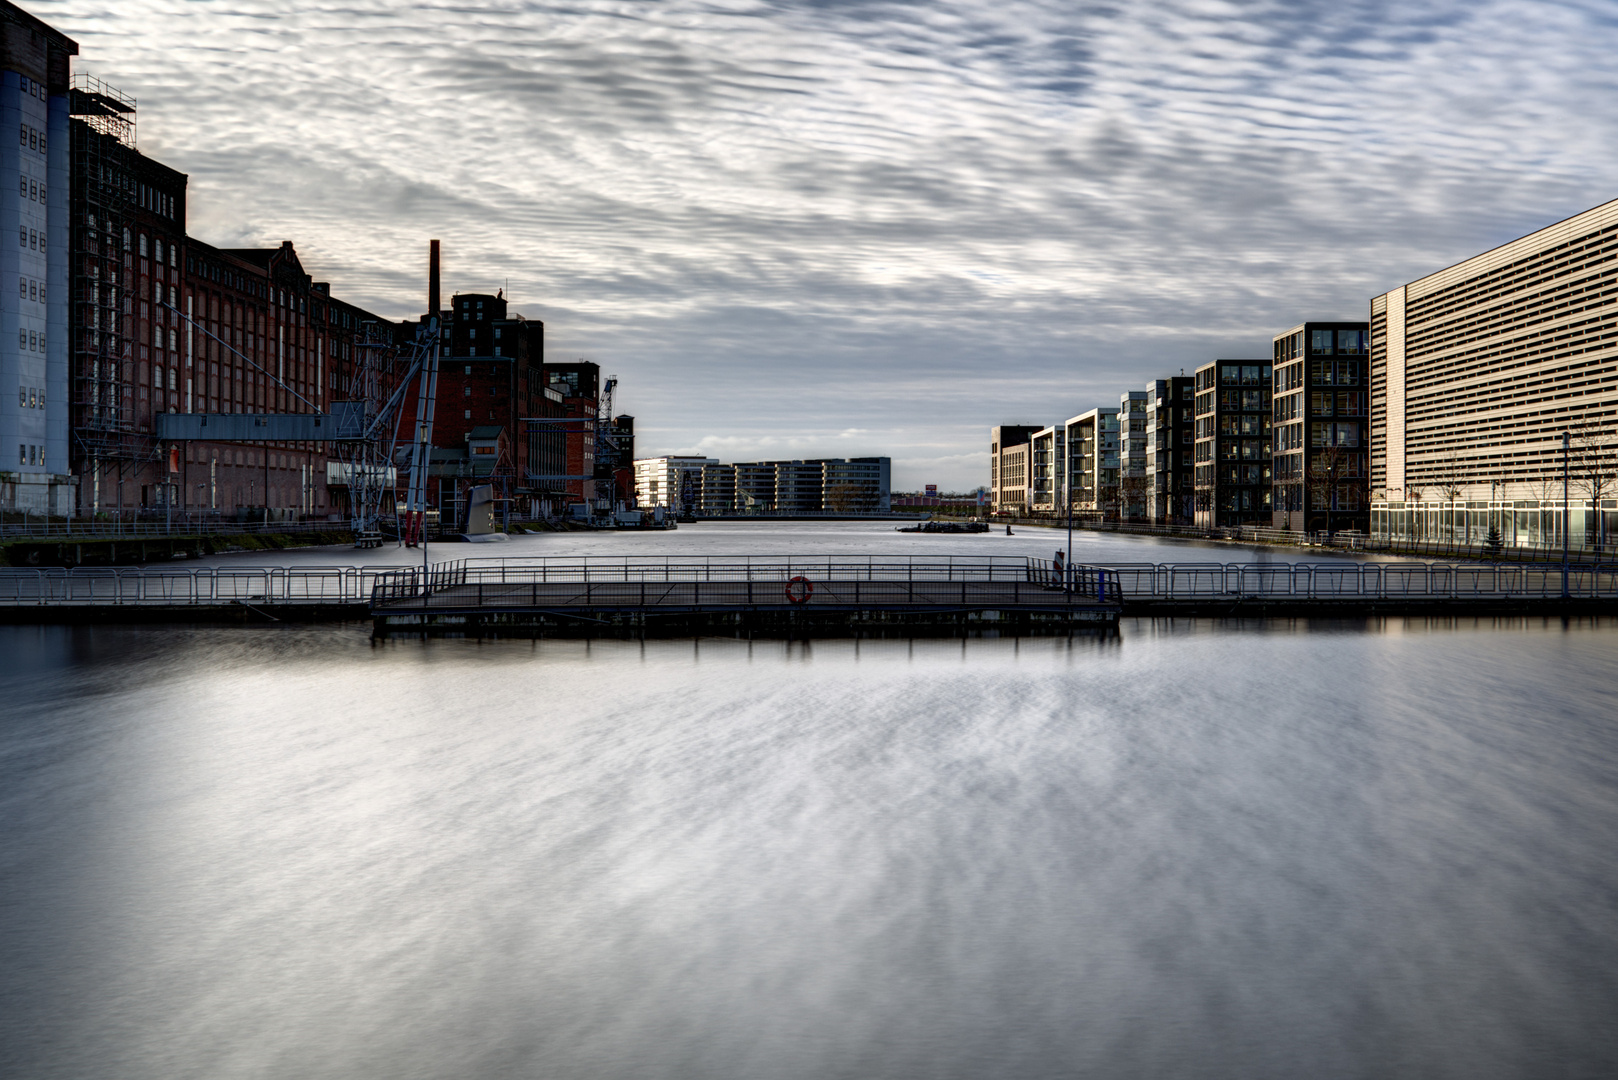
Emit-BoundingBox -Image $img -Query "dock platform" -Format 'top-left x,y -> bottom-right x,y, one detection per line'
368,556 -> 1120,638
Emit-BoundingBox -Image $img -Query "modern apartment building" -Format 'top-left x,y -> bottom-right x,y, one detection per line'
733,462 -> 776,512
989,424 -> 1037,514
1270,322 -> 1369,534
1117,390 -> 1148,520
823,456 -> 891,513
1,1 -> 73,512
1193,360 -> 1273,527
1145,376 -> 1195,523
1029,425 -> 1063,513
1370,197 -> 1618,550
699,460 -> 734,514
1064,407 -> 1118,516
633,455 -> 714,511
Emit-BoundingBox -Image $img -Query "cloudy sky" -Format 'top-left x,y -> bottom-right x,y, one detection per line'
39,0 -> 1618,489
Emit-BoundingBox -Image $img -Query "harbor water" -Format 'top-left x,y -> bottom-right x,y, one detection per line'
3,524 -> 1616,1079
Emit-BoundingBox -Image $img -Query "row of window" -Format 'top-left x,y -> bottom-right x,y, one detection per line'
1219,439 -> 1271,461
1273,329 -> 1368,363
19,443 -> 43,466
1218,414 -> 1271,436
17,385 -> 43,409
19,123 -> 46,155
18,176 -> 46,203
18,276 -> 44,303
1274,391 -> 1367,419
18,328 -> 46,351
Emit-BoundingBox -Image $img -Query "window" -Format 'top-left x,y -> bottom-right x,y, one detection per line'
1311,329 -> 1333,354
140,234 -> 148,257
463,386 -> 471,397
155,239 -> 164,261
1337,329 -> 1365,355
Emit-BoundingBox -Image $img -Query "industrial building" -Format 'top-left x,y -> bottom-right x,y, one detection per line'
1370,198 -> 1618,550
0,0 -> 626,529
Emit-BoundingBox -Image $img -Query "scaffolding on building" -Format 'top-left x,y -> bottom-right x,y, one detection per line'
68,75 -> 143,502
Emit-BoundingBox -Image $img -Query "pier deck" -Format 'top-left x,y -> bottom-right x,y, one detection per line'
367,556 -> 1119,637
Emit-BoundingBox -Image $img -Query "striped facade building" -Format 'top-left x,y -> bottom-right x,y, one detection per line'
1370,197 -> 1618,550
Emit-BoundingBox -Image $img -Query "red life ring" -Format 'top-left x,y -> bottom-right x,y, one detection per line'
784,576 -> 814,604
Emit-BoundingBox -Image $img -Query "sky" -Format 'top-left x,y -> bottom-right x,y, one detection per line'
37,0 -> 1618,490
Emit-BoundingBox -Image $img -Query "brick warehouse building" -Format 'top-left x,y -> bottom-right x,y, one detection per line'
5,0 -> 622,525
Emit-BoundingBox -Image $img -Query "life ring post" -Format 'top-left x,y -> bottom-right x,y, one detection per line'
784,576 -> 814,604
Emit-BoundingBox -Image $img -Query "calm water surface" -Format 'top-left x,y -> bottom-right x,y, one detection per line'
3,611 -> 1617,1079
145,518 -> 1402,571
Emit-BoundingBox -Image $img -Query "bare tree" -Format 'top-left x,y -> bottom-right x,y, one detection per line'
1120,474 -> 1149,522
825,481 -> 869,514
1428,453 -> 1469,542
1306,445 -> 1349,538
1570,414 -> 1617,552
1532,473 -> 1562,550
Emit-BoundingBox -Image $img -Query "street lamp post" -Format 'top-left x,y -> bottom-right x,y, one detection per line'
1562,431 -> 1571,600
1065,451 -> 1073,593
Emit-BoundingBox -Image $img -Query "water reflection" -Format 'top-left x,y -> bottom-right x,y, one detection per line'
2,620 -> 1616,1079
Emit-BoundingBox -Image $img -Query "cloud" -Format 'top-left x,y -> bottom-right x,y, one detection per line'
38,0 -> 1618,488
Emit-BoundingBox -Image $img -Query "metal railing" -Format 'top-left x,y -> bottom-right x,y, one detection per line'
370,555 -> 1102,605
1093,561 -> 1618,601
5,556 -> 1613,609
0,516 -> 350,541
0,566 -> 382,605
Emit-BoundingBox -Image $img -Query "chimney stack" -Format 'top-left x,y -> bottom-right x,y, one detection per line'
428,239 -> 441,320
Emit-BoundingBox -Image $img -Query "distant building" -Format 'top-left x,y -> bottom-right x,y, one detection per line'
733,462 -> 776,513
634,455 -> 714,512
1271,322 -> 1369,534
1371,197 -> 1618,550
1145,376 -> 1195,524
699,460 -> 734,514
541,361 -> 599,507
823,456 -> 890,513
1064,408 -> 1118,516
1117,390 -> 1148,520
989,424 -> 1038,513
595,413 -> 634,506
1030,425 -> 1064,513
1193,360 -> 1273,528
773,460 -> 825,513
